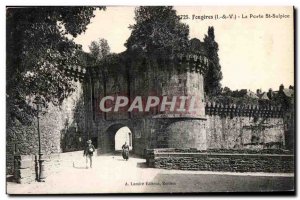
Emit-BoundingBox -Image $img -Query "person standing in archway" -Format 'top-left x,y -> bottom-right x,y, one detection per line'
83,139 -> 95,168
122,141 -> 129,161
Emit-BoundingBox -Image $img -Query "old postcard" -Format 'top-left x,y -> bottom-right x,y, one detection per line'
6,6 -> 294,194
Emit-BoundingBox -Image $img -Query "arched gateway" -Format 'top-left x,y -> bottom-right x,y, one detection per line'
102,123 -> 133,153
71,39 -> 285,157
81,40 -> 209,156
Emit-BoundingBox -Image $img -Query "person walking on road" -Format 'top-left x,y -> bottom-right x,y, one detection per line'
83,139 -> 95,168
122,142 -> 130,161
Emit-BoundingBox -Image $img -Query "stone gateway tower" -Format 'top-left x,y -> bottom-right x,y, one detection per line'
79,38 -> 285,156
6,38 -> 286,176
6,38 -> 287,174
83,38 -> 210,155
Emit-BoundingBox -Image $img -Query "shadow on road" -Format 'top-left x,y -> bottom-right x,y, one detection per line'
102,152 -> 143,158
136,162 -> 148,168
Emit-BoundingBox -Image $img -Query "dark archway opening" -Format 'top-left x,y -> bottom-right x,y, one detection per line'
104,124 -> 133,153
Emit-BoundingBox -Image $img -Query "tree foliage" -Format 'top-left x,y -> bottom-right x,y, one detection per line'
125,6 -> 190,59
204,26 -> 223,96
207,88 -> 259,106
6,6 -> 105,124
89,38 -> 110,62
208,84 -> 294,112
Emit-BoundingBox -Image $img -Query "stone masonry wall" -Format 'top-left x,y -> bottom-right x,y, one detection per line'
7,81 -> 85,175
140,118 -> 207,153
206,116 -> 285,150
205,102 -> 285,150
147,151 -> 294,173
13,155 -> 36,184
86,55 -> 208,155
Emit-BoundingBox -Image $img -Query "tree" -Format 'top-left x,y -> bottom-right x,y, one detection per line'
222,86 -> 232,95
6,6 -> 105,124
89,38 -> 110,62
204,26 -> 223,96
125,6 -> 190,59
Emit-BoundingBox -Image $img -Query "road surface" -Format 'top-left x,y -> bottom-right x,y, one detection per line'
7,152 -> 294,194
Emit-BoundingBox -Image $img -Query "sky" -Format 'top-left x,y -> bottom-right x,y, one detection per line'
74,6 -> 294,92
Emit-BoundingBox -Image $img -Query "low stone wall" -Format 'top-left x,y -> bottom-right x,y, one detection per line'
146,149 -> 294,173
12,153 -> 62,184
13,155 -> 36,184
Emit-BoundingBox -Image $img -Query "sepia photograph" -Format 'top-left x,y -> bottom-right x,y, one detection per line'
5,5 -> 295,194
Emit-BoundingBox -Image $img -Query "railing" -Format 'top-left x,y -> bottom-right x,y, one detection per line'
205,102 -> 283,118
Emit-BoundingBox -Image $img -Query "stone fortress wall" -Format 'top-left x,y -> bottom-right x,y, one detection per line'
82,51 -> 285,155
205,103 -> 285,150
6,40 -> 289,175
6,81 -> 85,174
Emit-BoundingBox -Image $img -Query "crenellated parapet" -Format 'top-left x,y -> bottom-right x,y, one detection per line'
60,64 -> 106,81
176,53 -> 209,75
62,65 -> 87,82
205,102 -> 283,118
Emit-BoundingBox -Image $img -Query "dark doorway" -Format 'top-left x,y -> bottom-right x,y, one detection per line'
103,124 -> 133,153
